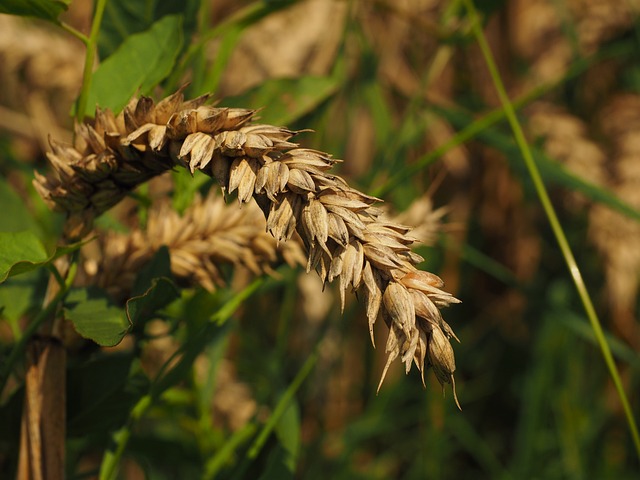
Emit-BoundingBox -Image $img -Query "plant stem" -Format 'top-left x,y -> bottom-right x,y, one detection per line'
15,250 -> 78,480
75,0 -> 107,122
462,0 -> 640,460
60,22 -> 89,44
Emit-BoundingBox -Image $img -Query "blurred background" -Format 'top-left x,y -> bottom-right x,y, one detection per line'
0,0 -> 639,478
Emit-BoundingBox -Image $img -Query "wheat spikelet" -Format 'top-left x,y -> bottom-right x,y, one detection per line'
81,190 -> 306,299
35,88 -> 461,403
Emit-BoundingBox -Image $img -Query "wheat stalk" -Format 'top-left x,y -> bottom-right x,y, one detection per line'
35,87 -> 461,405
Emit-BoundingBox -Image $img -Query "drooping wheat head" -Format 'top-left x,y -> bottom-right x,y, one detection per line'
35,87 -> 461,405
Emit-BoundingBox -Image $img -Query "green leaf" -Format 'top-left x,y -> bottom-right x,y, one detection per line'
0,231 -> 47,282
0,0 -> 70,23
98,0 -> 198,59
125,247 -> 179,325
0,270 -> 45,327
131,246 -> 173,297
126,277 -> 180,326
274,401 -> 301,472
84,15 -> 184,117
64,286 -> 130,346
223,76 -> 340,126
0,231 -> 86,283
0,178 -> 41,234
0,231 -> 83,284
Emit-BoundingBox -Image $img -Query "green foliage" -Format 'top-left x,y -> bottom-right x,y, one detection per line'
0,178 -> 42,234
64,286 -> 130,346
125,247 -> 180,325
0,231 -> 48,282
98,0 -> 198,59
84,14 -> 184,117
0,231 -> 82,283
0,0 -> 70,23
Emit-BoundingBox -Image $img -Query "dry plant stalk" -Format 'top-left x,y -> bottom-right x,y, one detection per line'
35,87 -> 461,404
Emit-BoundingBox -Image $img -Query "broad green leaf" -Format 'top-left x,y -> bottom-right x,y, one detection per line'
0,231 -> 47,282
223,76 -> 340,126
0,178 -> 41,234
64,286 -> 130,346
98,0 -> 198,59
0,0 -> 69,23
0,231 -> 86,283
84,15 -> 184,117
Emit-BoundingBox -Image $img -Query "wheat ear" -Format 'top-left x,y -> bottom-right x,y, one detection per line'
35,87 -> 461,404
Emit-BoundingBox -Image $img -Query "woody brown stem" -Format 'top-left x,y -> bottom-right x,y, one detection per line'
17,337 -> 66,480
16,256 -> 71,480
